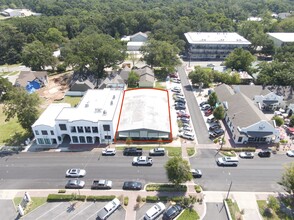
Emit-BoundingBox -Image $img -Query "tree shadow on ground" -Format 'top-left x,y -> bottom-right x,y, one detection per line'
3,131 -> 30,146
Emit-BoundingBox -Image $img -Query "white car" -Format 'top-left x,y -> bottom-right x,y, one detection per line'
132,156 -> 153,166
144,202 -> 166,220
171,87 -> 181,92
65,168 -> 86,178
97,198 -> 121,220
286,150 -> 294,157
102,148 -> 116,156
239,152 -> 254,159
179,126 -> 193,132
179,131 -> 195,140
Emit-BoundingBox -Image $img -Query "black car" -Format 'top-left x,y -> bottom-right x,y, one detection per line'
258,151 -> 271,158
199,101 -> 208,107
163,204 -> 182,220
209,129 -> 224,139
122,181 -> 142,190
209,124 -> 221,131
175,99 -> 186,104
175,106 -> 186,110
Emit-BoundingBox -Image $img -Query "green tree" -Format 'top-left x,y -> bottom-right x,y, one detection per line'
272,116 -> 284,127
0,77 -> 13,101
267,195 -> 280,213
188,67 -> 214,88
3,87 -> 40,132
127,71 -> 139,88
21,40 -> 55,71
45,28 -> 66,46
289,116 -> 294,127
165,156 -> 192,186
140,39 -> 180,72
224,48 -> 255,73
208,92 -> 218,108
63,33 -> 127,86
179,195 -> 197,209
278,163 -> 294,205
213,105 -> 225,120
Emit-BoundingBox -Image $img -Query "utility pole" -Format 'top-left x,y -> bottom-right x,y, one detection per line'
226,180 -> 233,200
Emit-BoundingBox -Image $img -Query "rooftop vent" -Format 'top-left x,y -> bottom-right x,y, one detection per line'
103,110 -> 107,115
110,100 -> 113,105
112,95 -> 115,99
94,108 -> 102,113
85,102 -> 89,108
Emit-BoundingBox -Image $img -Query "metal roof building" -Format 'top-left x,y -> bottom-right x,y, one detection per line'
267,32 -> 294,47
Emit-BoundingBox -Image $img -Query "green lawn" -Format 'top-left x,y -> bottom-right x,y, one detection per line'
225,199 -> 242,220
155,81 -> 166,89
55,96 -> 82,107
0,105 -> 28,145
116,146 -> 181,157
14,197 -> 47,214
187,147 -> 195,156
177,209 -> 200,220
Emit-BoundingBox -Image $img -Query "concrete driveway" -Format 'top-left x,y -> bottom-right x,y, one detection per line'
0,200 -> 17,220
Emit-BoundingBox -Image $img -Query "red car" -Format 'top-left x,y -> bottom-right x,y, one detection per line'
177,113 -> 190,118
205,109 -> 213,116
169,73 -> 179,78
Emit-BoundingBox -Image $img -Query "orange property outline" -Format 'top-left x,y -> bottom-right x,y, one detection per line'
114,88 -> 173,143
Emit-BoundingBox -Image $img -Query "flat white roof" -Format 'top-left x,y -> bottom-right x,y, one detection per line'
184,32 -> 251,45
56,89 -> 122,122
267,33 -> 294,43
32,103 -> 71,127
118,89 -> 170,133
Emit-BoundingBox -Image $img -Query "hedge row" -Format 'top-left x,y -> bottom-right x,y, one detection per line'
146,196 -> 185,203
47,194 -> 86,202
146,184 -> 187,192
221,147 -> 256,152
47,194 -> 116,202
86,195 -> 116,201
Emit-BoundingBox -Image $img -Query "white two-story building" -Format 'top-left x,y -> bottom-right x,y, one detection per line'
32,89 -> 123,146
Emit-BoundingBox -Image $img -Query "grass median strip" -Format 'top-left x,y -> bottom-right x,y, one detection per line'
146,184 -> 187,192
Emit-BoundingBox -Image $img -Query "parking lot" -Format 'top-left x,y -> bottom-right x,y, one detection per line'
22,201 -> 125,220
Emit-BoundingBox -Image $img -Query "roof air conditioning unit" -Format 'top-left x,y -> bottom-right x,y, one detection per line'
103,110 -> 107,115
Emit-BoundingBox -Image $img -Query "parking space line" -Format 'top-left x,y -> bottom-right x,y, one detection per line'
69,202 -> 94,220
35,202 -> 63,220
86,209 -> 98,220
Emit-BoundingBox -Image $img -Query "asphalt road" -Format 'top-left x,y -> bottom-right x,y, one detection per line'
0,152 -> 169,189
177,66 -> 211,144
203,203 -> 228,220
190,149 -> 292,192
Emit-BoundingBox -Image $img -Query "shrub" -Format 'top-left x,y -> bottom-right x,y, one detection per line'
47,194 -> 86,202
86,195 -> 116,201
221,147 -> 256,152
58,189 -> 66,193
56,63 -> 67,73
272,116 -> 284,127
136,195 -> 142,203
267,196 -> 279,212
124,197 -> 129,206
146,196 -> 159,202
170,196 -> 183,202
142,197 -> 146,202
146,184 -> 187,192
280,139 -> 288,144
195,185 -> 202,193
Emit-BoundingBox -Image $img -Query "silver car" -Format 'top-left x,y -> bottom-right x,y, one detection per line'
65,179 -> 85,189
239,152 -> 254,159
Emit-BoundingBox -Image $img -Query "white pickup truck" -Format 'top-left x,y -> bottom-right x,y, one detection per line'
132,156 -> 153,166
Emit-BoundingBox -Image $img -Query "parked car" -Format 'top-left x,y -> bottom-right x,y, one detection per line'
180,122 -> 190,128
169,73 -> 178,78
286,150 -> 294,157
176,110 -> 186,115
65,179 -> 85,189
65,168 -> 86,178
122,181 -> 142,190
149,148 -> 165,156
175,102 -> 186,108
97,198 -> 120,220
207,63 -> 215,67
239,152 -> 254,159
162,204 -> 182,220
207,117 -> 216,123
179,126 -> 193,132
91,179 -> 112,189
177,112 -> 190,118
204,110 -> 213,117
209,129 -> 224,139
132,156 -> 153,166
144,202 -> 166,220
173,94 -> 184,99
102,148 -> 116,156
172,90 -> 182,94
258,150 -> 271,158
123,147 -> 143,156
190,169 -> 202,178
175,100 -> 186,105
175,105 -> 186,110
171,87 -> 181,92
179,131 -> 195,140
171,78 -> 181,83
209,124 -> 221,131
201,104 -> 211,111
178,117 -> 190,124
199,101 -> 208,107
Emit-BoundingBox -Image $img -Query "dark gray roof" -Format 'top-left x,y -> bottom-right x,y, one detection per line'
215,84 -> 269,129
135,67 -> 154,83
70,79 -> 95,91
267,85 -> 293,105
16,71 -> 47,87
232,85 -> 271,100
119,67 -> 132,81
99,74 -> 125,89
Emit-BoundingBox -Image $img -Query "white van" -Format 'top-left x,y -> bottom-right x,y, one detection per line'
217,156 -> 239,166
144,202 -> 165,220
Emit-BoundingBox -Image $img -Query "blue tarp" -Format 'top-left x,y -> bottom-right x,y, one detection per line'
26,80 -> 41,94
